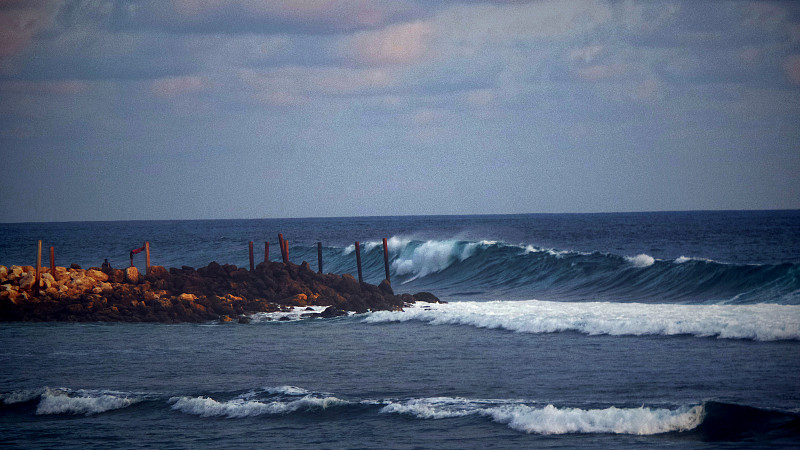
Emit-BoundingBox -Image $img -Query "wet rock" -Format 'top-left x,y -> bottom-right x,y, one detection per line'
320,306 -> 348,318
412,292 -> 441,303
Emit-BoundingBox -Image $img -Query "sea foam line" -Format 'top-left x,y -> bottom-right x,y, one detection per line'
364,300 -> 800,341
379,397 -> 704,435
34,388 -> 141,416
169,394 -> 350,418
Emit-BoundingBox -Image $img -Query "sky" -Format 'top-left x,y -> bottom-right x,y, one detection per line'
0,0 -> 799,222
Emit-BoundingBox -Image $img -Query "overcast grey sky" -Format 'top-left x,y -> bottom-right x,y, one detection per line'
1,0 -> 798,222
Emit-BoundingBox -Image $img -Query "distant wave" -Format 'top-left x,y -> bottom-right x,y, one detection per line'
306,237 -> 800,304
3,386 -> 798,439
364,301 -> 800,341
0,387 -> 145,416
380,397 -> 703,435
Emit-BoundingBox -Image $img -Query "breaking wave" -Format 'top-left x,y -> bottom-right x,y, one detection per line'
169,387 -> 350,418
364,300 -> 800,341
295,237 -> 800,304
380,397 -> 703,435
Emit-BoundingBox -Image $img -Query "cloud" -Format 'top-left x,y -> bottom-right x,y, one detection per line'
239,66 -> 396,104
340,21 -> 432,66
116,0 -> 425,35
0,1 -> 58,58
575,63 -> 629,81
150,75 -> 207,98
0,79 -> 88,95
784,54 -> 800,85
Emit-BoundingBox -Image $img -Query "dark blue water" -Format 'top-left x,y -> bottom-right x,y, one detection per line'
1,211 -> 799,448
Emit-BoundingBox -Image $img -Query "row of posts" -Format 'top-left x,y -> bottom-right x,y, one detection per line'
248,235 -> 391,285
30,234 -> 389,294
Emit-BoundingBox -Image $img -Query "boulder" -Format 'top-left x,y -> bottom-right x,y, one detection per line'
109,269 -> 125,283
125,266 -> 139,284
146,265 -> 169,281
70,263 -> 81,270
178,293 -> 197,302
41,273 -> 55,289
0,266 -> 7,281
86,269 -> 108,282
378,279 -> 394,295
8,266 -> 23,281
412,292 -> 441,303
18,273 -> 35,290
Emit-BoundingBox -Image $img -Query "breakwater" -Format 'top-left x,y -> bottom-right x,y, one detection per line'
0,261 -> 440,323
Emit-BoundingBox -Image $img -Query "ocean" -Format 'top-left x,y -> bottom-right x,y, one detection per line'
1,211 -> 799,448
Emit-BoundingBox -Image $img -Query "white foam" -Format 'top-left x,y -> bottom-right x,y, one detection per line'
169,394 -> 350,418
365,300 -> 800,341
380,396 -> 703,435
626,253 -> 655,268
35,388 -> 139,416
486,403 -> 703,435
391,240 -> 480,281
247,306 -> 329,323
264,385 -> 312,396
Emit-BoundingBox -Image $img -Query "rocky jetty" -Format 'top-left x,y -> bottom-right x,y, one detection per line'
0,261 -> 440,323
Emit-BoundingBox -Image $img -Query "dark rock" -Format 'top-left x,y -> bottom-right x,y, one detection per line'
238,316 -> 250,324
70,263 -> 81,270
278,316 -> 291,321
412,292 -> 441,303
320,306 -> 348,318
378,279 -> 394,295
146,265 -> 170,281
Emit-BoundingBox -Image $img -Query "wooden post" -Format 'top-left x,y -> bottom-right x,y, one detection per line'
35,240 -> 42,295
317,242 -> 323,273
49,246 -> 55,276
355,241 -> 363,283
264,241 -> 269,263
249,241 -> 254,271
383,237 -> 390,284
282,239 -> 289,264
145,241 -> 151,275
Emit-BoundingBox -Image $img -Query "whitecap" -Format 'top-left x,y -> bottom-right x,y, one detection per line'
626,254 -> 655,268
169,394 -> 350,418
365,300 -> 800,341
35,388 -> 140,416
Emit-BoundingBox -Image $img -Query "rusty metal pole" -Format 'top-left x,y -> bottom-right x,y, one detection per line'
355,241 -> 363,283
317,242 -> 323,273
249,241 -> 254,271
35,240 -> 42,295
49,246 -> 55,277
383,237 -> 390,284
282,238 -> 289,265
145,241 -> 151,275
264,241 -> 269,263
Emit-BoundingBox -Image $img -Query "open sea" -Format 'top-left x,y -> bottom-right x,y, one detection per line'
1,211 -> 799,448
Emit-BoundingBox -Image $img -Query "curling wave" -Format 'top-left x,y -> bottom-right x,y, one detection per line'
294,237 -> 800,304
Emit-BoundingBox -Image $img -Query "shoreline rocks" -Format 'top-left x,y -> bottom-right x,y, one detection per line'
0,261 -> 441,323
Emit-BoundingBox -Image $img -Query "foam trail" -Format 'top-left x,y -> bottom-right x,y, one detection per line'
380,397 -> 704,435
365,300 -> 800,341
486,404 -> 703,435
35,388 -> 140,416
169,394 -> 350,418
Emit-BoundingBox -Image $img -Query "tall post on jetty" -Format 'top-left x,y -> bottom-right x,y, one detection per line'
355,241 -> 363,283
249,241 -> 255,271
317,242 -> 323,273
49,246 -> 55,276
145,241 -> 151,275
383,237 -> 390,284
35,240 -> 42,295
264,242 -> 269,263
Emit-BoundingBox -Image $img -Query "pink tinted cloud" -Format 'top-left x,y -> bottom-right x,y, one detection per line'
0,1 -> 57,58
150,76 -> 207,98
784,54 -> 800,85
575,63 -> 629,81
342,21 -> 432,66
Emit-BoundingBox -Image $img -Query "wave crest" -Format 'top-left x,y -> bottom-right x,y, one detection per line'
365,300 -> 800,341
